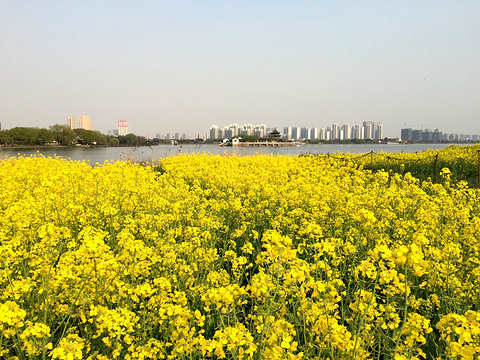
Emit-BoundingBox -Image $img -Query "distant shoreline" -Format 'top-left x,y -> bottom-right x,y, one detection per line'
0,144 -> 140,149
2,140 -> 479,150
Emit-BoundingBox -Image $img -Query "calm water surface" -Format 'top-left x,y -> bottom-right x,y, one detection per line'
0,143 -> 466,164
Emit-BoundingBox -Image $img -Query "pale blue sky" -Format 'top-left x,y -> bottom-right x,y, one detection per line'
1,1 -> 479,137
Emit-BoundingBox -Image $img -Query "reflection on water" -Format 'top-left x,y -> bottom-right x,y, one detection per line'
0,143 -> 466,164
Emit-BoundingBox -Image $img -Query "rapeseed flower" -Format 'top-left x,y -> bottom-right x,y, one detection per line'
1,150 -> 480,359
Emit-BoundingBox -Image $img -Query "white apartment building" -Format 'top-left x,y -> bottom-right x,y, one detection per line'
351,124 -> 362,139
342,124 -> 351,140
118,120 -> 130,136
331,123 -> 339,140
319,128 -> 326,140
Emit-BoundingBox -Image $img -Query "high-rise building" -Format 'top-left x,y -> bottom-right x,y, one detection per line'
240,124 -> 253,136
363,121 -> 373,140
373,122 -> 383,140
300,127 -> 310,140
283,127 -> 292,140
258,124 -> 267,137
225,128 -> 235,139
210,125 -> 219,139
401,128 -> 413,141
118,120 -> 130,136
253,124 -> 267,138
291,127 -> 301,140
78,114 -> 92,130
319,128 -> 326,140
240,127 -> 251,136
331,123 -> 339,140
231,123 -> 240,137
432,129 -> 443,142
342,124 -> 351,140
325,127 -> 331,141
67,116 -> 76,130
422,129 -> 433,142
412,130 -> 423,141
352,124 -> 362,139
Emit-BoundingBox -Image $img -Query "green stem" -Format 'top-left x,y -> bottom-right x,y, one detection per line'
393,267 -> 409,358
352,273 -> 379,359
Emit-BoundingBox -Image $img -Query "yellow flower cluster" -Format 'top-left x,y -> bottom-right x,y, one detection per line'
437,310 -> 480,359
352,143 -> 480,187
1,301 -> 26,333
1,148 -> 480,359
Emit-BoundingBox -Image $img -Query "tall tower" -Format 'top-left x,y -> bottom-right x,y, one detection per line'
319,128 -> 326,140
374,123 -> 383,140
291,127 -> 301,140
342,124 -> 351,140
301,127 -> 310,140
331,123 -> 339,140
363,121 -> 373,140
210,125 -> 219,139
67,116 -> 76,130
283,127 -> 292,140
78,114 -> 92,130
118,120 -> 130,136
352,124 -> 362,139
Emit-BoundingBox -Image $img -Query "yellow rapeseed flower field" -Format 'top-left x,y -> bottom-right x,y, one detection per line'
1,147 -> 480,359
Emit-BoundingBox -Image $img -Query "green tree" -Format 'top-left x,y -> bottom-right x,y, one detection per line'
36,128 -> 55,145
94,131 -> 107,145
124,133 -> 137,145
136,135 -> 148,146
49,124 -> 77,146
78,130 -> 106,145
8,127 -> 38,145
0,130 -> 13,145
106,135 -> 119,146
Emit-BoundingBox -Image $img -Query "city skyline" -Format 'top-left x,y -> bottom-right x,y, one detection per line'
1,118 -> 479,143
209,121 -> 384,141
206,122 -> 479,142
4,116 -> 480,142
1,2 -> 479,137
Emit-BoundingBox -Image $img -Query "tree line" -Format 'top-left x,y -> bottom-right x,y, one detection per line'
0,125 -> 153,147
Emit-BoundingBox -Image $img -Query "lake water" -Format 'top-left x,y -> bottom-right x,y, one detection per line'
0,143 -> 466,164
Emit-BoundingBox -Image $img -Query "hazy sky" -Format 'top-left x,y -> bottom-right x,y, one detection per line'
1,1 -> 479,138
